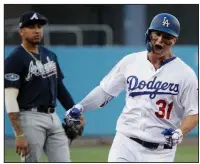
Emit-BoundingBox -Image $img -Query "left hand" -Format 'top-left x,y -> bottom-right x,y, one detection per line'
162,128 -> 183,146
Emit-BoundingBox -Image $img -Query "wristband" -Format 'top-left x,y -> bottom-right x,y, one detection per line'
16,133 -> 24,138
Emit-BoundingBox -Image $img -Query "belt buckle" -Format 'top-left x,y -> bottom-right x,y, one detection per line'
47,107 -> 54,113
142,141 -> 158,149
32,107 -> 38,112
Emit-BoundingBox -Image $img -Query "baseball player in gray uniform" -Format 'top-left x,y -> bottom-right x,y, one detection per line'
4,11 -> 85,162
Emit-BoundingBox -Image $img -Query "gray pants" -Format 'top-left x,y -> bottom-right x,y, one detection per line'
19,110 -> 70,162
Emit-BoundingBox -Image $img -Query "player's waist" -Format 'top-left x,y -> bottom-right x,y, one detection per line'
20,105 -> 55,114
116,131 -> 177,151
116,123 -> 167,143
129,137 -> 173,150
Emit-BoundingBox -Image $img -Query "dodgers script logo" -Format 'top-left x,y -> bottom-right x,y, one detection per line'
26,57 -> 57,81
127,76 -> 179,99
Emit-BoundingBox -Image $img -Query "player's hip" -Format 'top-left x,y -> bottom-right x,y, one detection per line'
116,123 -> 166,144
19,111 -> 63,131
109,131 -> 176,162
116,131 -> 177,153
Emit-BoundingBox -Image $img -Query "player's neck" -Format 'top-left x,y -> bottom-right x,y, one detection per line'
148,52 -> 173,69
21,41 -> 39,54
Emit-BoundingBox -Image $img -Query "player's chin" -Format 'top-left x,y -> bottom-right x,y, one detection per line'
31,37 -> 42,44
32,39 -> 42,45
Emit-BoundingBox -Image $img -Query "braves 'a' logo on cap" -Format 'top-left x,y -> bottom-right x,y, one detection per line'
30,13 -> 38,20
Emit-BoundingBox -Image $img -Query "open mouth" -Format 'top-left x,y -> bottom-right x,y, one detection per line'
154,44 -> 163,53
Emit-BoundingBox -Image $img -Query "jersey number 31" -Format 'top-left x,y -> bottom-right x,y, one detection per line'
155,99 -> 173,120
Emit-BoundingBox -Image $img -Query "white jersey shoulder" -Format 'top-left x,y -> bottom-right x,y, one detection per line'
100,51 -> 148,97
175,57 -> 197,80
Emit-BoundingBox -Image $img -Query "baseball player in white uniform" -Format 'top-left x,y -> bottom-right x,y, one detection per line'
66,13 -> 198,162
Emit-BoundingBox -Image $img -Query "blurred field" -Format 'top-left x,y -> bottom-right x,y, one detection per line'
5,144 -> 198,162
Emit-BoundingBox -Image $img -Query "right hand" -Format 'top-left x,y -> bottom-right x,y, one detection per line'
171,129 -> 183,146
161,128 -> 183,146
15,135 -> 29,157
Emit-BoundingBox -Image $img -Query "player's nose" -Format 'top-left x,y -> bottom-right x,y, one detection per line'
35,27 -> 41,32
156,35 -> 164,43
33,24 -> 42,32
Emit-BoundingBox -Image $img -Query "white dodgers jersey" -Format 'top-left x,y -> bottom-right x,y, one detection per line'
100,51 -> 198,143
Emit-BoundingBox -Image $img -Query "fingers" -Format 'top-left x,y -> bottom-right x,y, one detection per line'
20,147 -> 29,157
22,145 -> 30,157
16,146 -> 21,156
16,145 -> 29,157
80,116 -> 86,126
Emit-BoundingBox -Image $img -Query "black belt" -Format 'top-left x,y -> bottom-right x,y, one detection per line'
130,137 -> 172,149
37,106 -> 55,113
22,106 -> 55,114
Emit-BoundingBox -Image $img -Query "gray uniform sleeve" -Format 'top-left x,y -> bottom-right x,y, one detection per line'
79,85 -> 113,112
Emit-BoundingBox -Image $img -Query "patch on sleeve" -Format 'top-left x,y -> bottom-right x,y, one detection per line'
5,73 -> 20,81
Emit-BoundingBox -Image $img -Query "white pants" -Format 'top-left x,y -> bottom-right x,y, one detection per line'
108,132 -> 177,162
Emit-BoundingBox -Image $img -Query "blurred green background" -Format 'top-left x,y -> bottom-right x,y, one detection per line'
5,138 -> 198,162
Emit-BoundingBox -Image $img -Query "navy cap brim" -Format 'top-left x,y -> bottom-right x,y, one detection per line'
19,18 -> 47,28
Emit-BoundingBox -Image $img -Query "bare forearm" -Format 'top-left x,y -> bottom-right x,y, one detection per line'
8,112 -> 24,136
5,88 -> 23,136
180,114 -> 198,135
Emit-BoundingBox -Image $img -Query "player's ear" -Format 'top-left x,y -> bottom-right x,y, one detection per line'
171,37 -> 177,46
18,28 -> 23,37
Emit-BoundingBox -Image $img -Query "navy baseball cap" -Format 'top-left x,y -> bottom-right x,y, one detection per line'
19,11 -> 48,28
